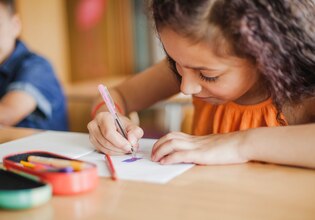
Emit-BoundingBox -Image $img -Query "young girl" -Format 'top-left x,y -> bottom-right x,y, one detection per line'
88,0 -> 315,168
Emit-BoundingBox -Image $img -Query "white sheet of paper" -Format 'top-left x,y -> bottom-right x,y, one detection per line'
0,131 -> 95,161
0,131 -> 194,184
80,139 -> 194,184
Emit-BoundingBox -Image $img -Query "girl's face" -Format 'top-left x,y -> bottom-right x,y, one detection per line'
160,28 -> 264,105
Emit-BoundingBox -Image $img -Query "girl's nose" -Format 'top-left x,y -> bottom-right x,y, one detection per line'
180,72 -> 202,95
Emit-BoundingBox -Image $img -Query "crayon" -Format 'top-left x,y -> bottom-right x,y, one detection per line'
20,160 -> 73,173
28,156 -> 89,171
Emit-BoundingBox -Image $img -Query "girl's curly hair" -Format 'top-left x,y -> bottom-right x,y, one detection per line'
149,0 -> 315,111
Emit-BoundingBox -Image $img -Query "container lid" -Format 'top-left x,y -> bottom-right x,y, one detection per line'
0,169 -> 52,210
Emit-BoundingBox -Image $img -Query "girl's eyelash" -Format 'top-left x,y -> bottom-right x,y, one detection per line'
199,73 -> 218,82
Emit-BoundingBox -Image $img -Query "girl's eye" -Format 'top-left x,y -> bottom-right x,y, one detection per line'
199,73 -> 219,82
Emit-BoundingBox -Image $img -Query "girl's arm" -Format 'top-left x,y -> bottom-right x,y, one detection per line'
151,124 -> 315,169
92,58 -> 180,116
242,124 -> 315,169
115,58 -> 180,114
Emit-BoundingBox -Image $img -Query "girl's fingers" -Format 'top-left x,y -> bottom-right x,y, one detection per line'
152,132 -> 190,156
87,120 -> 126,154
126,124 -> 144,140
152,138 -> 193,162
152,132 -> 178,155
94,129 -> 127,154
89,132 -> 125,155
159,150 -> 197,165
126,124 -> 144,151
99,125 -> 132,152
88,112 -> 131,153
96,113 -> 132,152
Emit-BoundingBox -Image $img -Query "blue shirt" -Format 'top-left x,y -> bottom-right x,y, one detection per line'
0,40 -> 68,131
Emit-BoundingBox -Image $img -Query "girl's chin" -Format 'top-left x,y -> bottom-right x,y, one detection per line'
194,96 -> 227,105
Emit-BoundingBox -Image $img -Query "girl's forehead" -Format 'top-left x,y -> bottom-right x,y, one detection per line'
159,27 -> 243,68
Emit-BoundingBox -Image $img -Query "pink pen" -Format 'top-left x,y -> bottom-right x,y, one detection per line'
98,84 -> 136,158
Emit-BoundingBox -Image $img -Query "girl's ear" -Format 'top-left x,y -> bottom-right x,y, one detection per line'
11,14 -> 22,38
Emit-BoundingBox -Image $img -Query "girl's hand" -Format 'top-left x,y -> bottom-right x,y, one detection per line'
87,112 -> 144,155
151,131 -> 249,165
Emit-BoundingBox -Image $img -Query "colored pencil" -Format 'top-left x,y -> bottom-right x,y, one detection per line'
104,154 -> 117,181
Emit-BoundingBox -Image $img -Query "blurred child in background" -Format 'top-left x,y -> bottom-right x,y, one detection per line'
0,0 -> 68,130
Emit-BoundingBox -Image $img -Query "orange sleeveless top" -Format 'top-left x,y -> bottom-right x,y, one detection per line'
192,97 -> 288,135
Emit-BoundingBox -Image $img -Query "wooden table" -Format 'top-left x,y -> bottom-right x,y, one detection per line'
0,127 -> 315,220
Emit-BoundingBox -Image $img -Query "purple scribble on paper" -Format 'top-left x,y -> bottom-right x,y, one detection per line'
122,157 -> 143,163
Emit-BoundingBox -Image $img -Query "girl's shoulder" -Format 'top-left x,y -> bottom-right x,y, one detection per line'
303,97 -> 315,123
283,97 -> 315,124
